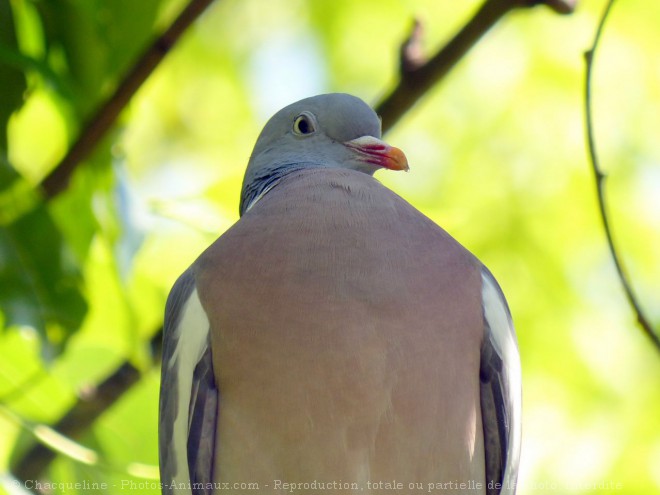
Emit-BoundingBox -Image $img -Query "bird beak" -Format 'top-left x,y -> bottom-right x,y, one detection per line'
344,136 -> 409,172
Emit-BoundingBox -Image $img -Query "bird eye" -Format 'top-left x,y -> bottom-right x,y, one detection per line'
293,113 -> 316,136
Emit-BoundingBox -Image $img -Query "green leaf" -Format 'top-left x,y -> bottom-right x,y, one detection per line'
0,0 -> 28,153
0,157 -> 22,195
0,204 -> 86,347
99,0 -> 163,73
34,0 -> 163,118
49,164 -> 101,266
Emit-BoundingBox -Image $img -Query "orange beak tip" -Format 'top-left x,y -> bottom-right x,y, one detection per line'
344,136 -> 409,172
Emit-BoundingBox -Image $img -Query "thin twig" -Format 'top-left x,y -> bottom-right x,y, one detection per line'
376,0 -> 576,133
399,19 -> 425,73
39,0 -> 216,199
584,0 -> 660,351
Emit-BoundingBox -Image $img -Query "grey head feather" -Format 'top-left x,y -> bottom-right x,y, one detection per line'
239,93 -> 383,216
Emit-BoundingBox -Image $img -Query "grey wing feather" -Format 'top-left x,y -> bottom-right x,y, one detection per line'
187,339 -> 218,495
479,267 -> 522,495
159,269 -> 219,495
160,269 -> 196,494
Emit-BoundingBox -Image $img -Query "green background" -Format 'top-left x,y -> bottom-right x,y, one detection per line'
0,0 -> 658,493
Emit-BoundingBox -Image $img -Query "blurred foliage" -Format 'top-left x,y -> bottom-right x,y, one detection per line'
0,0 -> 659,494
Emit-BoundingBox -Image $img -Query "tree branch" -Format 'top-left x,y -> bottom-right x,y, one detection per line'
39,0 -> 216,199
11,329 -> 164,483
584,0 -> 660,351
376,0 -> 576,133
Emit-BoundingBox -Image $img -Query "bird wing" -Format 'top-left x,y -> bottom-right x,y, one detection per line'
479,266 -> 522,495
159,269 -> 218,495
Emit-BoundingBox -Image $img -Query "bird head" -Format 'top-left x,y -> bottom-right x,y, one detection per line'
239,93 -> 408,215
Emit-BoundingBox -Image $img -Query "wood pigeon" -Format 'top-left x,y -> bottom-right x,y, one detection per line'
159,93 -> 521,495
